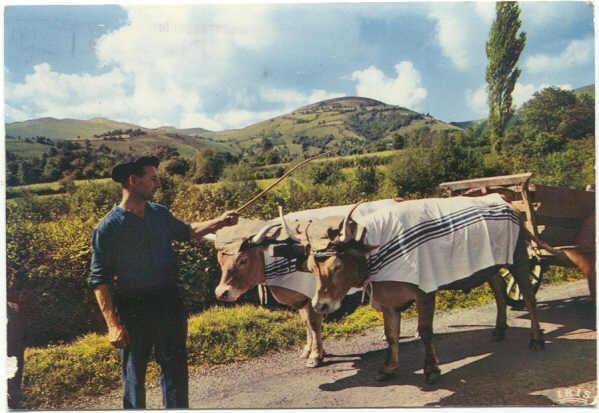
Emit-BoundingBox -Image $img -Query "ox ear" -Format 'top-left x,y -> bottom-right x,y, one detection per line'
353,223 -> 367,243
340,221 -> 367,244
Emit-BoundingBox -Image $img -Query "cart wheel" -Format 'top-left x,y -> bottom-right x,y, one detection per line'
499,257 -> 546,309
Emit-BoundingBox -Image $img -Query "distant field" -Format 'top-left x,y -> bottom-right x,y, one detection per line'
254,149 -> 401,173
6,178 -> 113,198
5,139 -> 51,157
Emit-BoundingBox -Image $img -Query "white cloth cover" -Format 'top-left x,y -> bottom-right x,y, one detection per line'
349,194 -> 521,293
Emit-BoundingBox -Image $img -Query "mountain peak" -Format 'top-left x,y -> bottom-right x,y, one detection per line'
296,96 -> 385,112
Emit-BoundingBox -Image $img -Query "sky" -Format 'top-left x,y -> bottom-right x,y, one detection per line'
3,2 -> 595,131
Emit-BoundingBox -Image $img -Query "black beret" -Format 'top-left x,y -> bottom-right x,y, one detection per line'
111,155 -> 160,184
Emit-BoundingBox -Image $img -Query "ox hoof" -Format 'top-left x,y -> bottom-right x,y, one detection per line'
376,367 -> 398,381
424,367 -> 441,385
306,357 -> 323,368
375,371 -> 396,382
528,338 -> 545,351
492,327 -> 506,342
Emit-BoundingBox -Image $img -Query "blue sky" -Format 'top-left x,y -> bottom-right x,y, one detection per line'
4,2 -> 595,130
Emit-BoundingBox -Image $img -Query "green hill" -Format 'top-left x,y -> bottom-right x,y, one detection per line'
5,118 -> 234,158
212,96 -> 462,160
6,117 -> 141,140
5,97 -> 462,161
574,84 -> 594,99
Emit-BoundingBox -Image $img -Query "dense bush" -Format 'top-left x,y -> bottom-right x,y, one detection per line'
386,147 -> 440,196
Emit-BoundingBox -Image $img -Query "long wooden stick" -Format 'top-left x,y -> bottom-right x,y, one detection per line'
235,151 -> 331,214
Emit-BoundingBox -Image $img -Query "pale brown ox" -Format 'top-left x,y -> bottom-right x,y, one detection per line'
296,206 -> 545,383
212,219 -> 326,367
562,212 -> 596,302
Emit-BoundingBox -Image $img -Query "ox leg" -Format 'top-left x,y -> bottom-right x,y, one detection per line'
417,293 -> 440,385
302,303 -> 325,368
511,263 -> 544,350
488,273 -> 508,341
564,250 -> 596,304
511,239 -> 544,349
298,307 -> 313,359
376,306 -> 402,381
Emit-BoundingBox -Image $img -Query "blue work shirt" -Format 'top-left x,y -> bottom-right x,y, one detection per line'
89,202 -> 191,296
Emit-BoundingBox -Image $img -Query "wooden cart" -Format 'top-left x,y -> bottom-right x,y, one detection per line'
440,173 -> 595,308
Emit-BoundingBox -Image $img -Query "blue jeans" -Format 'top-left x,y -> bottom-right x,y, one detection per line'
117,293 -> 188,409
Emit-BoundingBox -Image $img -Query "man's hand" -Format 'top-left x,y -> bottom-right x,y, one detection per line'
93,285 -> 130,348
108,322 -> 130,348
218,210 -> 239,228
190,210 -> 240,240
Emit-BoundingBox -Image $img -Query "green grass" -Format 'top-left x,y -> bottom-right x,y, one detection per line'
22,267 -> 585,409
5,140 -> 51,157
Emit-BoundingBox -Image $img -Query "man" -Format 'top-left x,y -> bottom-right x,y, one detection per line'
89,155 -> 238,409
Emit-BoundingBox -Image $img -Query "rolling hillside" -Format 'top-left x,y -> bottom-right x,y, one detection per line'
212,97 -> 462,159
6,117 -> 141,140
6,119 -> 234,158
5,97 -> 462,161
574,84 -> 594,99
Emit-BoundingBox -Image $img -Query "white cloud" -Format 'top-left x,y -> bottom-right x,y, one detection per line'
6,6 -> 284,130
466,82 -> 574,116
351,61 -> 427,110
428,3 -> 494,70
520,2 -> 588,28
260,88 -> 344,108
525,37 -> 594,73
465,84 -> 488,116
213,109 -> 286,130
6,5 -> 351,130
6,63 -> 131,121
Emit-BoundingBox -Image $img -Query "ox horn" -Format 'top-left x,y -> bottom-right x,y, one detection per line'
202,233 -> 216,243
278,206 -> 302,243
339,201 -> 364,243
251,222 -> 281,245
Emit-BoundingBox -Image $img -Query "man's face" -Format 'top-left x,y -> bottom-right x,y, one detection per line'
130,166 -> 159,200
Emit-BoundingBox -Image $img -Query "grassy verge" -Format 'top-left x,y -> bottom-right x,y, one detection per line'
22,267 -> 584,408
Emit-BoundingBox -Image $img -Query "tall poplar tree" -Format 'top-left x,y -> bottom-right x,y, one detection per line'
486,2 -> 526,154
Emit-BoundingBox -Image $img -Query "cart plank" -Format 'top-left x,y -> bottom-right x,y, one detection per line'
439,173 -> 533,192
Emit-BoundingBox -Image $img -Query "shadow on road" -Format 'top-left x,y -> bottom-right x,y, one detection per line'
318,295 -> 596,406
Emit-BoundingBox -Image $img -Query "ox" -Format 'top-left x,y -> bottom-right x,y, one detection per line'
287,196 -> 544,383
211,205 -> 363,367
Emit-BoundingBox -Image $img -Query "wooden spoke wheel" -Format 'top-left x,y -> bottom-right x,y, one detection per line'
499,256 -> 547,309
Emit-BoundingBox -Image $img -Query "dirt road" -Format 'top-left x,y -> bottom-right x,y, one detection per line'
73,280 -> 596,408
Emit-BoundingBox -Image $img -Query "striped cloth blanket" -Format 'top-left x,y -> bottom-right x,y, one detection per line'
351,194 -> 521,293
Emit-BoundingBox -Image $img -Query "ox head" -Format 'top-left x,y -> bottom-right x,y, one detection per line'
212,207 -> 308,302
213,219 -> 282,302
302,204 -> 376,314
